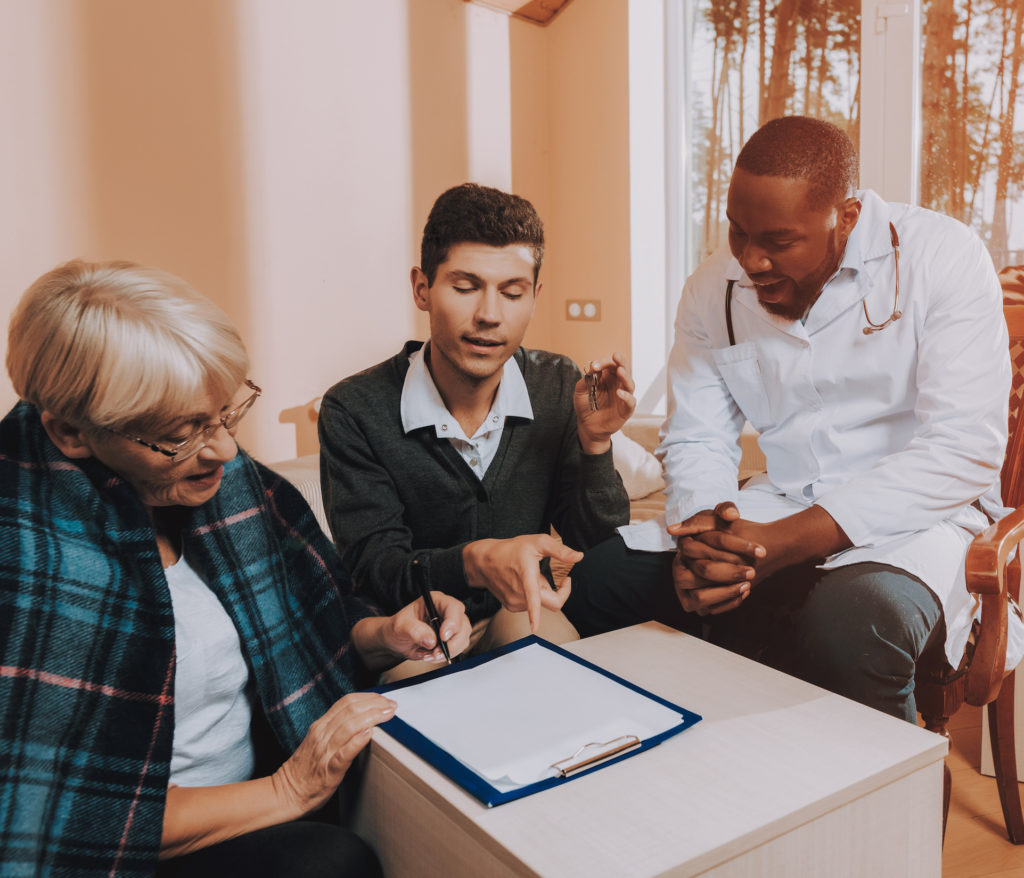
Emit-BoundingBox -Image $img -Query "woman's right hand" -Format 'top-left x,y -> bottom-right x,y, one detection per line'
161,693 -> 397,857
272,692 -> 397,816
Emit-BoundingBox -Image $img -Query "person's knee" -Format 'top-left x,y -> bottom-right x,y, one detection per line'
800,566 -> 939,661
799,605 -> 917,688
565,535 -> 630,591
378,656 -> 437,684
477,607 -> 578,652
562,537 -> 676,637
797,616 -> 921,723
792,564 -> 942,716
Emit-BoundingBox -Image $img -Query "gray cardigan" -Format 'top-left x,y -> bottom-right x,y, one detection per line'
319,342 -> 630,622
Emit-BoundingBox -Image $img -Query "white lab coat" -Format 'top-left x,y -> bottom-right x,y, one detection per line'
622,190 -> 1019,668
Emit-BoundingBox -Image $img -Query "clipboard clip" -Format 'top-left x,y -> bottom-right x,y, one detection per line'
549,734 -> 641,778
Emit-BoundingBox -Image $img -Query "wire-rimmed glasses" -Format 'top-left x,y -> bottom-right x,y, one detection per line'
105,379 -> 261,463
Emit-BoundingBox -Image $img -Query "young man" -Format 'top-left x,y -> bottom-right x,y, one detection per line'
319,183 -> 634,674
564,116 -> 1023,722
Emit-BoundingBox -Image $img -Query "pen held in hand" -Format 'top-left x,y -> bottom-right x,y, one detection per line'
413,559 -> 451,664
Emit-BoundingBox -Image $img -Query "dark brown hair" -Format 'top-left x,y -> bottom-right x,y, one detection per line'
420,183 -> 545,285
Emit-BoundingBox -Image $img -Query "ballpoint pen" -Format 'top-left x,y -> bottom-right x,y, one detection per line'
412,557 -> 451,665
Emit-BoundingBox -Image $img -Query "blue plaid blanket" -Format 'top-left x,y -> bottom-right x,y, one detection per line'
0,402 -> 376,876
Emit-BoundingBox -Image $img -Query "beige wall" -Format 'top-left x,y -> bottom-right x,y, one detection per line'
516,0 -> 632,368
1,0 -> 633,461
2,0 -> 258,437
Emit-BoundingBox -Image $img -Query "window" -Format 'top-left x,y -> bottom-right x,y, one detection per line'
919,0 -> 1024,269
685,0 -> 861,260
632,0 -> 1024,413
682,0 -> 1024,271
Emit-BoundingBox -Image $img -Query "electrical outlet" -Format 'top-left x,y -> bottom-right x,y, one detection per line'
565,299 -> 601,321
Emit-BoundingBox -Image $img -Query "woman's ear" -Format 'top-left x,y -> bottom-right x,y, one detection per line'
39,411 -> 96,459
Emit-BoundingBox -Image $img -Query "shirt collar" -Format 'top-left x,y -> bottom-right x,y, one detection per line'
400,344 -> 534,438
848,189 -> 897,267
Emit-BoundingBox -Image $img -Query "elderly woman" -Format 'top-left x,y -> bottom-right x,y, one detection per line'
0,260 -> 471,877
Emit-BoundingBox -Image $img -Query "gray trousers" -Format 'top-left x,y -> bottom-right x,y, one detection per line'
564,536 -> 944,722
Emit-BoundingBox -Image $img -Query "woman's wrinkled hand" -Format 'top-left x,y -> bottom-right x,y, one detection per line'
272,693 -> 396,817
382,591 -> 472,663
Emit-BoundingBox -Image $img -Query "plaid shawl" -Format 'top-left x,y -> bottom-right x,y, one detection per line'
0,402 -> 376,877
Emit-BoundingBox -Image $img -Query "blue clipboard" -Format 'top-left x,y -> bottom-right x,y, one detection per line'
373,635 -> 702,807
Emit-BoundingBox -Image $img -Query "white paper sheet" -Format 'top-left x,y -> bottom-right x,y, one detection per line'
388,643 -> 684,792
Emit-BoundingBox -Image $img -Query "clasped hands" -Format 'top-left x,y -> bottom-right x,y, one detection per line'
669,501 -> 847,617
668,502 -> 770,617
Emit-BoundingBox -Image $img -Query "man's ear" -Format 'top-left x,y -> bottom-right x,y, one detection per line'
39,411 -> 96,459
411,267 -> 431,312
837,197 -> 862,239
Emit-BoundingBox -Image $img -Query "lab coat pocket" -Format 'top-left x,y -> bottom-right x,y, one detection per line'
712,343 -> 772,430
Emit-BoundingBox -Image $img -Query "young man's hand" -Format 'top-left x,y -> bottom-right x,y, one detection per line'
462,534 -> 582,631
574,352 -> 636,455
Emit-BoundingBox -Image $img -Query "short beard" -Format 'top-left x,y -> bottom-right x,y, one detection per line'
760,233 -> 840,322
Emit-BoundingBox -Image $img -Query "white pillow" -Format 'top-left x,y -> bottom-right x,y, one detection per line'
612,430 -> 665,499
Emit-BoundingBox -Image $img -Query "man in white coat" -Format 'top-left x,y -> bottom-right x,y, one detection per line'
564,115 -> 1020,722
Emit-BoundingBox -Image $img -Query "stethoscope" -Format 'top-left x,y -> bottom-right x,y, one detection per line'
724,222 -> 902,345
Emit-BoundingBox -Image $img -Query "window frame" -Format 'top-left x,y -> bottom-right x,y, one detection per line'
629,0 -> 923,416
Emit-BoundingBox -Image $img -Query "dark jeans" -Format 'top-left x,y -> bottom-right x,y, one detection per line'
155,820 -> 382,878
565,536 -> 944,723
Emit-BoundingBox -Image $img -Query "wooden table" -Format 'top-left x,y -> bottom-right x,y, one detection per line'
353,622 -> 946,877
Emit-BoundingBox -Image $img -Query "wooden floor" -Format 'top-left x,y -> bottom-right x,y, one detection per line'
942,703 -> 1024,876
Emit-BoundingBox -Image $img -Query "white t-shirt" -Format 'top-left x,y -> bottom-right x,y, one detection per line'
166,554 -> 255,787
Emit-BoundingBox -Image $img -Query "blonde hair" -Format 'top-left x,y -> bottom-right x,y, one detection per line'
7,260 -> 249,432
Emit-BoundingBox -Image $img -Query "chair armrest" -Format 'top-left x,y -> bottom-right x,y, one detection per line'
966,506 -> 1024,596
965,506 -> 1024,705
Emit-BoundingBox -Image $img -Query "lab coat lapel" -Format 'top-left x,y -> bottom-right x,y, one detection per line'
804,192 -> 896,335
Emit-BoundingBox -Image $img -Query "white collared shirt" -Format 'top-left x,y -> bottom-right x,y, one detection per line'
400,345 -> 534,479
621,190 -> 1016,668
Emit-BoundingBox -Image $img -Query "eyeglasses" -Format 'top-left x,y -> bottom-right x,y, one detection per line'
106,380 -> 261,463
